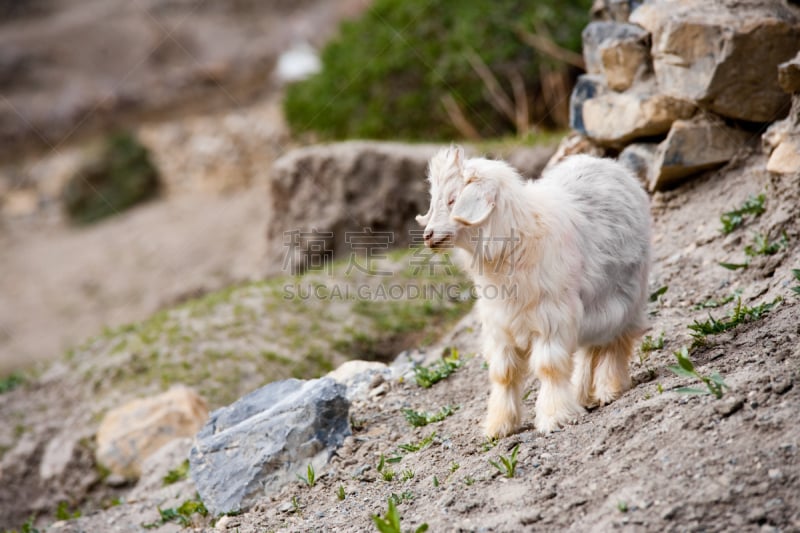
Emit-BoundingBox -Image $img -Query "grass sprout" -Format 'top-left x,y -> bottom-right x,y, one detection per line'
372,498 -> 429,533
142,495 -> 208,529
791,269 -> 800,295
402,405 -> 457,427
163,459 -> 189,486
693,291 -> 740,310
720,194 -> 765,234
745,232 -> 788,257
296,463 -> 316,487
489,444 -> 520,478
667,347 -> 728,399
688,297 -> 780,345
413,348 -> 462,388
337,485 -> 346,501
397,432 -> 436,453
649,286 -> 668,302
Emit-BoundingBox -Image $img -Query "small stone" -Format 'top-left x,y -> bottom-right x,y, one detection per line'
774,380 -> 793,395
768,469 -> 783,480
714,396 -> 744,418
618,143 -> 658,184
778,51 -> 800,94
766,138 -> 800,175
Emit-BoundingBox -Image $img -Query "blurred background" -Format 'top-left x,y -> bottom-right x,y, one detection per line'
0,0 -> 590,373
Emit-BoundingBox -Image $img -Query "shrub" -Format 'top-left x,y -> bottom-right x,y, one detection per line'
284,0 -> 590,141
63,131 -> 160,224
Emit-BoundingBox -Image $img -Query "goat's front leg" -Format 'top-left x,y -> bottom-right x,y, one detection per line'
532,337 -> 585,433
484,332 -> 529,439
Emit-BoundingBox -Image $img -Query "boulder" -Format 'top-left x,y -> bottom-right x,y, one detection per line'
266,142 -> 441,275
580,82 -> 695,146
778,52 -> 800,94
189,378 -> 350,515
569,74 -> 609,134
590,0 -> 641,22
95,386 -> 208,479
618,142 -> 658,184
763,95 -> 800,174
502,144 -> 557,180
630,0 -> 800,122
649,115 -> 752,191
581,21 -> 651,91
544,132 -> 606,171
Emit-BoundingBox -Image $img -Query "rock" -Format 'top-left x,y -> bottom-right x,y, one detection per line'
96,386 -> 208,479
327,360 -> 392,401
189,378 -> 350,515
714,396 -> 744,418
590,0 -> 640,22
630,0 -> 799,122
581,21 -> 651,91
767,138 -> 800,175
778,52 -> 800,94
580,82 -> 695,146
544,132 -> 606,171
618,143 -> 658,184
266,141 -> 442,275
39,429 -> 93,481
569,74 -> 609,134
649,115 -> 751,191
503,145 -> 558,180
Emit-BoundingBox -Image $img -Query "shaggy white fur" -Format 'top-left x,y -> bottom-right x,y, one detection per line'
417,146 -> 651,437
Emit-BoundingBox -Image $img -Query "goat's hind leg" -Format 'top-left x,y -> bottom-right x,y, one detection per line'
533,339 -> 585,433
571,347 -> 598,408
592,331 -> 636,405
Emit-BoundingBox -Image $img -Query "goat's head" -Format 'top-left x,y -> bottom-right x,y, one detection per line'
416,145 -> 497,250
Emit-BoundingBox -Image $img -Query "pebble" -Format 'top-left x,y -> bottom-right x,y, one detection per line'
714,396 -> 744,417
768,469 -> 783,480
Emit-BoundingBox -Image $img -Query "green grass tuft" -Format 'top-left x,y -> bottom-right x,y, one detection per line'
667,347 -> 728,399
402,405 -> 458,427
489,444 -> 520,478
720,194 -> 766,234
162,459 -> 189,486
413,348 -> 462,388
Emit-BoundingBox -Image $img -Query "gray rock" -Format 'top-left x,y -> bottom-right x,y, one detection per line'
569,74 -> 609,135
590,0 -> 643,22
631,0 -> 799,122
266,141 -> 442,275
618,142 -> 658,184
189,378 -> 350,515
581,22 -> 650,90
649,115 -> 751,191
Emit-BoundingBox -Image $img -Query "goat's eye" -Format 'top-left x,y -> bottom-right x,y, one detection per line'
447,197 -> 455,207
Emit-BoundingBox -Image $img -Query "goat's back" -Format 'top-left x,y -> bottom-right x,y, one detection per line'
539,155 -> 651,347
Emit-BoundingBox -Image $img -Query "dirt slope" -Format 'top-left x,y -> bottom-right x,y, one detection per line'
226,153 -> 800,532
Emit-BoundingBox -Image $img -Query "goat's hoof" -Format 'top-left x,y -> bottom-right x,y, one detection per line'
484,416 -> 518,439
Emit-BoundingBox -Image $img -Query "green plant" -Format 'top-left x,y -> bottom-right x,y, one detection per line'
667,347 -> 728,399
377,454 -> 396,481
617,501 -> 629,513
693,292 -> 740,310
19,516 -> 40,533
401,469 -> 415,481
639,332 -> 664,353
791,269 -> 800,295
450,462 -> 460,473
744,232 -> 789,257
163,459 -> 189,485
413,349 -> 463,388
432,476 -> 439,487
297,463 -> 316,487
55,502 -> 81,520
397,432 -> 436,453
688,297 -> 780,345
389,491 -> 415,505
285,0 -> 590,141
402,405 -> 457,427
649,286 -> 668,302
337,485 -> 346,501
720,194 -> 766,234
372,498 -> 429,533
63,131 -> 161,224
489,444 -> 520,478
463,476 -> 475,486
0,372 -> 24,394
719,261 -> 749,271
481,437 -> 499,452
142,496 -> 208,528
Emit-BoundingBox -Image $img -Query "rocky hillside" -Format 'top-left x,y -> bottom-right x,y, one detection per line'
1,0 -> 799,531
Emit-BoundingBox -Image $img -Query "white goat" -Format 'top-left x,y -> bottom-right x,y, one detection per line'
416,146 -> 651,437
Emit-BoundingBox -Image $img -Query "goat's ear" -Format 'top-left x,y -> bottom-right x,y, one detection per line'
451,180 -> 495,226
450,144 -> 465,170
415,207 -> 431,226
